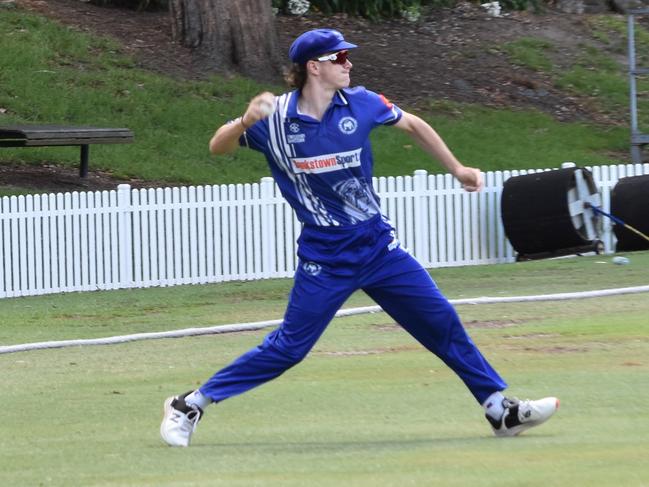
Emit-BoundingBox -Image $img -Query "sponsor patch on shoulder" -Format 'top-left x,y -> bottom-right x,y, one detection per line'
379,94 -> 393,109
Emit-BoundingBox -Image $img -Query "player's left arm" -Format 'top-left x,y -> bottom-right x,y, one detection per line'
394,111 -> 483,192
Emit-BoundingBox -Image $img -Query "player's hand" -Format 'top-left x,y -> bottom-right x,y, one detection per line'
454,166 -> 483,192
241,92 -> 276,127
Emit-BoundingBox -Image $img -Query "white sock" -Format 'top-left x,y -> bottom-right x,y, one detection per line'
483,391 -> 506,420
184,389 -> 211,410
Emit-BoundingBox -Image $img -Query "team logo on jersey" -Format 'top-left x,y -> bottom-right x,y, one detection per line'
290,148 -> 362,174
387,229 -> 400,251
338,116 -> 358,135
287,122 -> 305,143
302,261 -> 322,276
332,178 -> 379,223
288,134 -> 305,143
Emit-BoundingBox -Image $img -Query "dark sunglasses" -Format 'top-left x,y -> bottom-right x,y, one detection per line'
314,50 -> 349,65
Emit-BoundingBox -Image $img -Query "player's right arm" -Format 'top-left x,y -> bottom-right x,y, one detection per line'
209,92 -> 275,155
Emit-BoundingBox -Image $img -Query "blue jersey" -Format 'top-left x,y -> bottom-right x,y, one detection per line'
240,87 -> 402,226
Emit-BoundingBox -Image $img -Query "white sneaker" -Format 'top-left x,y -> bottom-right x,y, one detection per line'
160,392 -> 203,447
488,396 -> 559,437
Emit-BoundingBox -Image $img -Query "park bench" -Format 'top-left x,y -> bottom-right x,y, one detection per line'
0,125 -> 134,177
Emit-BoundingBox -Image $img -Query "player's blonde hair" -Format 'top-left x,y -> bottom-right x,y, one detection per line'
284,63 -> 307,90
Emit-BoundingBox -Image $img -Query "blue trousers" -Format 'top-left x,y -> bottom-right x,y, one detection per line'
199,215 -> 506,405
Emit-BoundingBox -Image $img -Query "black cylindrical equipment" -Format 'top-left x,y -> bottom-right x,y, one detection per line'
501,167 -> 602,259
611,174 -> 649,251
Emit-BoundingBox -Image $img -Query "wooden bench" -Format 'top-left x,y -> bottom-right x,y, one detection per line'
0,125 -> 134,177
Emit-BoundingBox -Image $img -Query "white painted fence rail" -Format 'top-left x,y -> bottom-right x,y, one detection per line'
1,163 -> 648,299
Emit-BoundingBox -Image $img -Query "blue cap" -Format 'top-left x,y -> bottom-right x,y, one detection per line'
289,29 -> 357,65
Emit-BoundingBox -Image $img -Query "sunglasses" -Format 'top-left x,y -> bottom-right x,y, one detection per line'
314,50 -> 350,65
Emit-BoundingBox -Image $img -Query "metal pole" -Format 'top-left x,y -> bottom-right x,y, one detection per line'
628,14 -> 641,163
80,144 -> 89,178
628,14 -> 639,133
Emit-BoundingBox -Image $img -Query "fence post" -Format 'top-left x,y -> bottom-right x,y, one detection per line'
413,169 -> 428,264
117,184 -> 133,289
260,177 -> 275,278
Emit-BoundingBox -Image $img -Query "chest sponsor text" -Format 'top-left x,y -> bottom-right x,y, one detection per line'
290,149 -> 362,174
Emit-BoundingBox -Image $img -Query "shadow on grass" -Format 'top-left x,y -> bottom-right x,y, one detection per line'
153,433 -> 556,452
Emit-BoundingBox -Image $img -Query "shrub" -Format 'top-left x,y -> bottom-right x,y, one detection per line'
275,0 -> 425,19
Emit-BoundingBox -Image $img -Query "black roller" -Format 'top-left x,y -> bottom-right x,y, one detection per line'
611,174 -> 649,251
501,167 -> 601,259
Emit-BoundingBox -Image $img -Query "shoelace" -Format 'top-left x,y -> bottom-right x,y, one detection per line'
184,408 -> 202,433
504,397 -> 537,422
172,407 -> 201,434
502,397 -> 520,409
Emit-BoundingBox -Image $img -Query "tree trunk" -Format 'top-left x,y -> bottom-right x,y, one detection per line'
169,0 -> 283,82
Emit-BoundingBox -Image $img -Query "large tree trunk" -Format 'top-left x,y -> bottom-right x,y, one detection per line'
169,0 -> 283,82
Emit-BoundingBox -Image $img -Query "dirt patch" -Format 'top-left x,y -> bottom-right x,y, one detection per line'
373,319 -> 526,331
373,323 -> 402,331
18,0 -> 603,120
18,0 -> 197,81
505,332 -> 560,338
314,345 -> 420,356
504,334 -> 598,353
276,7 -> 602,122
465,319 -> 528,328
522,345 -> 589,353
0,162 -> 170,193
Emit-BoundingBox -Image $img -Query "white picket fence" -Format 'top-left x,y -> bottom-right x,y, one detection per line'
1,163 -> 648,299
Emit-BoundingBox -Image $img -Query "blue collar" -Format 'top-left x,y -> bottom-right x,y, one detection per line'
287,89 -> 349,120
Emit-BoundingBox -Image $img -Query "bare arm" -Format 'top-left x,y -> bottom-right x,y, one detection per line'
394,111 -> 483,192
209,92 -> 276,155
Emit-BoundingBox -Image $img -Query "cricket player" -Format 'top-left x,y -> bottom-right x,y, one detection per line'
160,28 -> 559,447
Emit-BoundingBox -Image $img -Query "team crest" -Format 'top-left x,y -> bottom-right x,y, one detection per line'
289,123 -> 300,133
302,261 -> 322,276
338,117 -> 357,135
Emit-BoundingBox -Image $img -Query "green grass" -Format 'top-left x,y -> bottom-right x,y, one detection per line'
0,8 -> 640,195
586,15 -> 649,65
503,37 -> 555,71
0,186 -> 37,197
0,10 -> 273,184
509,15 -> 649,129
1,250 -> 647,343
2,12 -> 649,482
1,253 -> 648,486
496,16 -> 649,129
554,42 -> 649,125
397,101 -> 628,171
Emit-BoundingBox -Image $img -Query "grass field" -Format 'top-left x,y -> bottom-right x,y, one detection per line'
1,252 -> 648,486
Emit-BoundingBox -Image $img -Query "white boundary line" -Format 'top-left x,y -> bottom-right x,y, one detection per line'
1,285 -> 648,355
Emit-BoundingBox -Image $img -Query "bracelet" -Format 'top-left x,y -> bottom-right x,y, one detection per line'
240,116 -> 249,130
